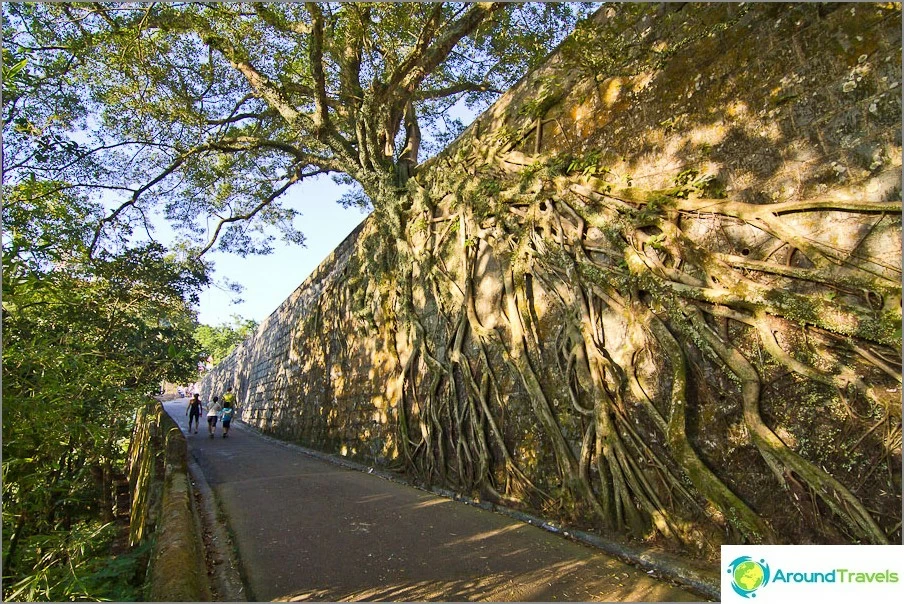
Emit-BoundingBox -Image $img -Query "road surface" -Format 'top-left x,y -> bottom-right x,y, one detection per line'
163,400 -> 705,602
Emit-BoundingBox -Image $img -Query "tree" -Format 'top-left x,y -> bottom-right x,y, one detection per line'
2,38 -> 211,598
195,315 -> 259,366
3,2 -> 593,257
1,181 -> 208,600
198,2 -> 901,551
1,5 -> 591,595
3,3 -> 588,600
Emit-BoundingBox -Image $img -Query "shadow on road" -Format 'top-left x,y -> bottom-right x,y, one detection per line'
163,400 -> 708,602
278,556 -> 698,602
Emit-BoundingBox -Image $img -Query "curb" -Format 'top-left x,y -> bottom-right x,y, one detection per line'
160,401 -> 249,601
230,420 -> 720,601
186,457 -> 249,601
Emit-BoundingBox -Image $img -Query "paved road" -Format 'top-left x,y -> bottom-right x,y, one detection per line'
163,401 -> 703,602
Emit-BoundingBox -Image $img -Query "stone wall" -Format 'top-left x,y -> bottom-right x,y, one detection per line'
199,3 -> 901,551
201,221 -> 372,452
127,401 -> 210,601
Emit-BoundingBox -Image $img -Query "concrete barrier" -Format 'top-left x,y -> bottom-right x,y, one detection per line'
129,402 -> 210,601
148,419 -> 211,601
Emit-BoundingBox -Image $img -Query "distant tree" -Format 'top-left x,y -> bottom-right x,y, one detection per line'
195,316 -> 259,366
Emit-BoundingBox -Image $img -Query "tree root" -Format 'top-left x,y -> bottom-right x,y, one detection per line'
373,142 -> 902,549
687,307 -> 890,544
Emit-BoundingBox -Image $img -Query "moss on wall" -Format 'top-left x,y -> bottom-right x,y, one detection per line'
200,3 -> 901,559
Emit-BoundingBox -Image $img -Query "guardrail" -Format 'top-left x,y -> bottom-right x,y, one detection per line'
128,401 -> 210,601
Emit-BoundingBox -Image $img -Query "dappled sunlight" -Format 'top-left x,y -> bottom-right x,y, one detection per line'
277,556 -> 701,602
725,100 -> 749,118
444,522 -> 525,546
279,576 -> 514,603
408,498 -> 452,510
474,240 -> 505,329
356,493 -> 395,505
686,122 -> 728,148
602,77 -> 624,107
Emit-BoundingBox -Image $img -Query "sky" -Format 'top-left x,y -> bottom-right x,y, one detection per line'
196,176 -> 370,326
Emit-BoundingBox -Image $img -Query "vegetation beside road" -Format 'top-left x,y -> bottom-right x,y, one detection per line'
1,183 -> 205,600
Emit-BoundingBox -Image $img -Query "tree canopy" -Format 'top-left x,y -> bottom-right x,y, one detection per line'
4,2 -> 593,258
2,27 -> 210,597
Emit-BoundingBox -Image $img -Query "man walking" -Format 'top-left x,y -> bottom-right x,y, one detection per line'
223,385 -> 238,421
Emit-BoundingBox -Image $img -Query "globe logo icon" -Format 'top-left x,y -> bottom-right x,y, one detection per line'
727,556 -> 770,598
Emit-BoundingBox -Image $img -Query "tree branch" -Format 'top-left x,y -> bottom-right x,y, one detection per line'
204,29 -> 362,170
205,112 -> 266,126
208,136 -> 342,172
48,140 -> 179,174
87,133 -> 337,256
89,153 -> 190,256
197,169 -> 320,257
398,100 -> 421,181
390,2 -> 505,96
338,4 -> 367,109
414,80 -> 503,100
253,4 -> 312,35
195,27 -> 308,129
388,3 -> 452,93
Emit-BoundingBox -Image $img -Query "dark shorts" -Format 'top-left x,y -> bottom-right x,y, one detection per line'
189,409 -> 200,419
207,416 -> 218,426
222,419 -> 232,429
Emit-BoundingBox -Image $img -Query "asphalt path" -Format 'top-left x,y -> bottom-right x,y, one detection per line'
163,400 -> 703,602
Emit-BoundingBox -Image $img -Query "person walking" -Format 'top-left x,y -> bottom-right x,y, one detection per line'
186,393 -> 202,434
223,386 -> 237,418
220,399 -> 235,438
206,395 -> 222,438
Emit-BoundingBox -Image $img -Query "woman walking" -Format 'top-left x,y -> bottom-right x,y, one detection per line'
186,393 -> 202,433
206,395 -> 222,438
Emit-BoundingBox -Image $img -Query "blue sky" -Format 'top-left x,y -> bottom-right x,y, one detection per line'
197,175 -> 370,326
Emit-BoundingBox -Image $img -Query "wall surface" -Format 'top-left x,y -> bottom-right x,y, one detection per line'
127,402 -> 210,601
201,221 -> 368,451
200,3 -> 901,556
